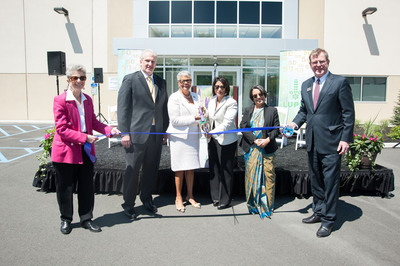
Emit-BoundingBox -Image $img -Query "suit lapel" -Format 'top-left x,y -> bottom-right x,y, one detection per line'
179,92 -> 196,114
215,96 -> 227,114
305,78 -> 314,111
65,100 -> 80,129
153,75 -> 160,101
263,104 -> 270,127
209,97 -> 217,116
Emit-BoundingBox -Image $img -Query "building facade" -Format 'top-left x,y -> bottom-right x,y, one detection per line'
0,0 -> 399,123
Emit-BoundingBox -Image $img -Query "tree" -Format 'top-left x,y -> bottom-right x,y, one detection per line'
392,91 -> 400,126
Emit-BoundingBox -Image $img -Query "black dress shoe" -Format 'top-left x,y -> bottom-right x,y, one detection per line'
217,203 -> 230,210
316,225 -> 333,237
82,220 -> 102,233
123,205 -> 138,220
60,220 -> 72,235
143,201 -> 157,213
212,200 -> 219,207
302,213 -> 321,224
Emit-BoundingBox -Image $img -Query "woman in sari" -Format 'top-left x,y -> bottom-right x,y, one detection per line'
239,85 -> 280,219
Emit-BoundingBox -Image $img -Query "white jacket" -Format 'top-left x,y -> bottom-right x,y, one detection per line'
166,91 -> 201,140
206,95 -> 238,145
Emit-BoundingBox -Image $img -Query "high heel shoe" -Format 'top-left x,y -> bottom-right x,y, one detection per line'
186,197 -> 201,209
175,200 -> 185,213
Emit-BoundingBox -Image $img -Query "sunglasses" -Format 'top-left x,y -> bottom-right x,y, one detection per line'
214,85 -> 225,90
179,79 -> 192,83
252,93 -> 264,99
70,76 -> 87,81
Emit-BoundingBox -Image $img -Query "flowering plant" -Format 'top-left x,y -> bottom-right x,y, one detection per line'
37,127 -> 55,166
345,133 -> 384,172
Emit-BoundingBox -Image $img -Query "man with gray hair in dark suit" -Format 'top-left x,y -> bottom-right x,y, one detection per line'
289,48 -> 355,237
117,49 -> 169,219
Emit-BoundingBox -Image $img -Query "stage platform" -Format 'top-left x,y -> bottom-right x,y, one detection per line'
33,138 -> 395,198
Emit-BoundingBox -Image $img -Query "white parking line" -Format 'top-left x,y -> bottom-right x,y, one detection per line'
0,151 -> 7,162
0,128 -> 10,137
0,147 -> 43,163
0,125 -> 52,139
13,125 -> 27,132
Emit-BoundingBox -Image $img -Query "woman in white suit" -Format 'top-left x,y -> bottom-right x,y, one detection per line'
167,71 -> 202,213
206,77 -> 238,209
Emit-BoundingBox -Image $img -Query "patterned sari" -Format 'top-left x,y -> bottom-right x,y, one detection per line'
244,108 -> 276,219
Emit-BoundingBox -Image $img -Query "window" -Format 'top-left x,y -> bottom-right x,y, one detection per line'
346,77 -> 361,101
149,1 -> 283,38
262,26 -> 282,38
239,26 -> 260,38
216,25 -> 237,37
194,1 -> 214,23
154,56 -> 278,112
243,58 -> 266,67
194,25 -> 214,37
262,2 -> 282,24
239,2 -> 260,24
267,58 -> 279,106
171,25 -> 192,37
172,1 -> 192,23
149,1 -> 169,23
346,76 -> 386,102
362,77 -> 386,101
149,26 -> 169,37
217,1 -> 237,24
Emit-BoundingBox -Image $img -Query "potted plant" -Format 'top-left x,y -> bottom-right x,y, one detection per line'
345,116 -> 386,172
345,133 -> 384,172
34,127 -> 55,185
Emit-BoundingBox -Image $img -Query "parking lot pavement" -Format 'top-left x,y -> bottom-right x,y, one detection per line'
0,123 -> 53,163
0,123 -> 399,265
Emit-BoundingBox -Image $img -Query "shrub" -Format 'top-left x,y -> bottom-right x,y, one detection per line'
388,125 -> 400,140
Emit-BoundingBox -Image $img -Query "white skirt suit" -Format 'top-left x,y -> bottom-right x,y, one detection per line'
167,91 -> 202,172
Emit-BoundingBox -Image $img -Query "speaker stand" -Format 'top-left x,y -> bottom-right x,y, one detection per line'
56,75 -> 60,95
96,83 -> 108,123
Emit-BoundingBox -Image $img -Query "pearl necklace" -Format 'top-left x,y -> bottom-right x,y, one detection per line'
182,93 -> 191,99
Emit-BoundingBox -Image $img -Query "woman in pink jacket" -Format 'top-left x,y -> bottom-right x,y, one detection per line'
51,64 -> 119,235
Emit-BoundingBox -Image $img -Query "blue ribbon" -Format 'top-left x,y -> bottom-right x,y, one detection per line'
85,126 -> 294,163
99,126 -> 285,137
84,142 -> 97,163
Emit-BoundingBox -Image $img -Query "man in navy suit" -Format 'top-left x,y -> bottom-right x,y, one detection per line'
117,49 -> 169,219
289,48 -> 355,237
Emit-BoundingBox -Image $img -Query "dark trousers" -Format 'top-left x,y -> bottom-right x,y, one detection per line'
307,145 -> 341,227
53,147 -> 94,223
208,138 -> 237,205
122,128 -> 163,207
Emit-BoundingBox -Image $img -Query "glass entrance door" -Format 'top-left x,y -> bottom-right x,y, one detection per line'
192,68 -> 241,98
192,68 -> 241,123
193,69 -> 239,93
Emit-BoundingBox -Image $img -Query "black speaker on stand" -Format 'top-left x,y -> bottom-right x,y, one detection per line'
47,51 -> 66,95
94,68 -> 107,123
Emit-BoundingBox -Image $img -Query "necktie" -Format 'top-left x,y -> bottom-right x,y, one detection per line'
146,76 -> 156,124
146,76 -> 156,102
313,79 -> 320,110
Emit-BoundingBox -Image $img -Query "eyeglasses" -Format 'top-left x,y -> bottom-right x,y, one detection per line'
70,76 -> 87,81
214,85 -> 225,90
310,60 -> 327,66
252,93 -> 264,99
178,79 -> 192,84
